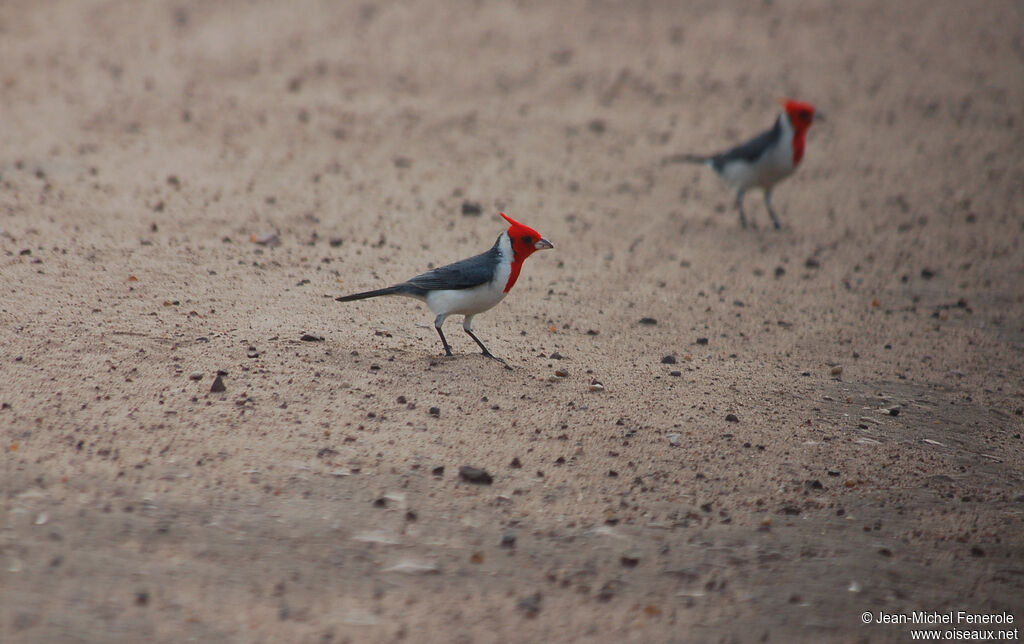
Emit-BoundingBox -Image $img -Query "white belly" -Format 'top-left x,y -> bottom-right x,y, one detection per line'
425,280 -> 508,317
718,138 -> 795,192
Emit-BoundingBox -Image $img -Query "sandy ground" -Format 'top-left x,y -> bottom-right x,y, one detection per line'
2,1 -> 1023,642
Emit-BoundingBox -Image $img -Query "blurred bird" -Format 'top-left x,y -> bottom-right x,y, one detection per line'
336,213 -> 553,361
667,99 -> 823,229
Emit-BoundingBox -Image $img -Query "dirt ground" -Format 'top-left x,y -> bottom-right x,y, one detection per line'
2,1 -> 1023,642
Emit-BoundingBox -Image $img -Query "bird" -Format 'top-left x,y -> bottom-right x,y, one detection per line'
666,98 -> 823,229
336,213 -> 553,362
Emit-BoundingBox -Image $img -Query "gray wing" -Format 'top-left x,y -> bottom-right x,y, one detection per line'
396,242 -> 501,296
710,115 -> 784,172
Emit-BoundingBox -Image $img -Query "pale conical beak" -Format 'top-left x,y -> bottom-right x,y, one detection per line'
534,238 -> 554,250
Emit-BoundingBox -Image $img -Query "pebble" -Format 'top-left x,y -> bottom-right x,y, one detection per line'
554,369 -> 569,378
300,334 -> 324,342
805,257 -> 820,268
189,372 -> 204,381
517,592 -> 542,618
461,201 -> 482,216
588,380 -> 605,392
428,407 -> 440,417
383,559 -> 439,575
458,466 -> 493,485
597,579 -> 623,602
620,552 -> 640,567
431,466 -> 445,476
830,366 -> 843,377
695,337 -> 708,345
509,457 -> 522,468
667,433 -> 681,447
500,532 -> 517,548
252,232 -> 280,248
725,413 -> 739,423
638,317 -> 657,325
210,375 -> 226,393
661,355 -> 677,364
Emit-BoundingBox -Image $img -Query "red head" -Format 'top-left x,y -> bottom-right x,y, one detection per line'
778,98 -> 821,165
779,98 -> 820,132
499,212 -> 553,292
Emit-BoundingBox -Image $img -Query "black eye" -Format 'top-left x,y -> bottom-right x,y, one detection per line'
521,235 -> 532,244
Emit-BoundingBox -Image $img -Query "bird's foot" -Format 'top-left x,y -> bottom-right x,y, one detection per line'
482,351 -> 507,365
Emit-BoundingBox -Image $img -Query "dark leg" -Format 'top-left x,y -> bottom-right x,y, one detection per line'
464,316 -> 507,365
735,189 -> 748,228
764,189 -> 782,230
434,315 -> 453,357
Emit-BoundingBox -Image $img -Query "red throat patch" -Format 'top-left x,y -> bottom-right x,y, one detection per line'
499,212 -> 544,293
779,98 -> 817,166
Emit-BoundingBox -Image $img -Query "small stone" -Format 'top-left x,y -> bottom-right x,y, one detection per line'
805,257 -> 820,269
247,351 -> 259,359
669,371 -> 681,377
774,266 -> 786,278
660,355 -> 677,364
329,237 -> 344,247
210,375 -> 226,393
695,337 -> 709,345
667,433 -> 681,447
500,532 -> 517,548
970,546 -> 985,557
431,466 -> 444,477
921,268 -> 936,279
189,372 -> 204,381
461,201 -> 482,216
549,351 -> 563,360
554,369 -> 569,378
888,407 -> 900,417
517,592 -> 542,618
725,413 -> 739,423
252,232 -> 280,248
383,559 -> 439,575
300,334 -> 324,342
588,380 -> 605,392
596,579 -> 623,602
638,317 -> 657,325
830,366 -> 843,377
620,552 -> 640,567
509,457 -> 522,468
458,466 -> 493,485
428,407 -> 440,417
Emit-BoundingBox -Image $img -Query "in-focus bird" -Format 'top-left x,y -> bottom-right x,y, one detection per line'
336,213 -> 553,361
667,98 -> 823,229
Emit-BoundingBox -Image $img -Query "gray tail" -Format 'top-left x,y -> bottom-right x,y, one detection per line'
336,286 -> 401,302
662,153 -> 709,166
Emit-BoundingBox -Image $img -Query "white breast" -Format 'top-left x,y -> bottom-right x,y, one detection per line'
424,234 -> 512,317
718,116 -> 796,192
